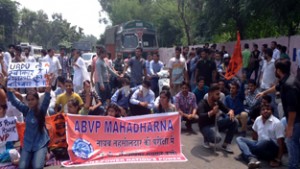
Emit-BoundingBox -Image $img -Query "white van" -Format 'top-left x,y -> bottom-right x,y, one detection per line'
20,42 -> 43,61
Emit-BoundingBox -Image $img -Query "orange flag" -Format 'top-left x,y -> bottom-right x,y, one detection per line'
225,31 -> 243,80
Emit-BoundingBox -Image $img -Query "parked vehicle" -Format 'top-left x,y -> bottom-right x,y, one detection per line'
104,20 -> 159,58
19,42 -> 43,61
81,52 -> 96,72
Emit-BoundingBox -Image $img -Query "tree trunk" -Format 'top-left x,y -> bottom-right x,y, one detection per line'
177,0 -> 191,45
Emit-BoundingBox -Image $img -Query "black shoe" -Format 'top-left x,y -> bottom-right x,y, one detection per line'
234,154 -> 244,162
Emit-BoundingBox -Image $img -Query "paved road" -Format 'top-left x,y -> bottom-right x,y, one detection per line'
46,123 -> 289,169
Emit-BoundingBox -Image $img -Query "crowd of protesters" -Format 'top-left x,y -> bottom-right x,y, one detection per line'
0,41 -> 299,169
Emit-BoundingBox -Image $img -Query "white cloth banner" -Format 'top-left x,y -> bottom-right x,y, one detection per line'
7,62 -> 50,88
0,116 -> 18,142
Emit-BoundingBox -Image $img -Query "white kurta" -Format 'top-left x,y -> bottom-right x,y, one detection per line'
73,57 -> 89,92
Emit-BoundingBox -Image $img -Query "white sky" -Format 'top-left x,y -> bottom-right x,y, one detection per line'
14,0 -> 110,38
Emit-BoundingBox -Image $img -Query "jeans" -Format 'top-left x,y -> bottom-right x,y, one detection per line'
236,136 -> 278,161
19,145 -> 48,169
200,116 -> 238,144
98,82 -> 111,106
286,123 -> 300,169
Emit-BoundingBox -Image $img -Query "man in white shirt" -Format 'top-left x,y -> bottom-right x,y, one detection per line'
271,41 -> 280,61
23,47 -> 36,62
43,49 -> 62,90
3,44 -> 15,71
260,48 -> 278,117
260,48 -> 276,90
235,104 -> 284,169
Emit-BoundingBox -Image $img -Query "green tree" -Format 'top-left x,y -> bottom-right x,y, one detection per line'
0,0 -> 19,47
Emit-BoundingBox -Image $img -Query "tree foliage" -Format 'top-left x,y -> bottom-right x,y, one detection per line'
0,0 -> 88,50
0,0 -> 19,47
99,0 -> 300,46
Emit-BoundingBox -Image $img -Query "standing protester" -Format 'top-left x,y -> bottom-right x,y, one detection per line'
248,44 -> 260,81
167,46 -> 188,95
12,46 -> 24,63
149,53 -> 163,97
7,79 -> 52,169
43,49 -> 62,90
23,47 -> 36,62
189,48 -> 201,90
145,52 -> 152,80
195,48 -> 216,86
72,49 -> 89,93
123,47 -> 147,87
271,41 -> 280,61
3,44 -> 15,72
242,43 -> 251,77
95,46 -> 121,106
0,49 -> 7,77
260,48 -> 278,117
257,59 -> 300,169
57,48 -> 70,79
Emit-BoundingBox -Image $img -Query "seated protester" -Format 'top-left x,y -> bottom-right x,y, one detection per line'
129,80 -> 155,116
175,82 -> 198,133
67,98 -> 83,114
198,84 -> 237,153
0,86 -> 23,122
248,95 -> 272,124
79,80 -> 105,115
218,80 -> 230,96
193,77 -> 209,104
0,104 -> 20,165
225,80 -> 248,137
111,78 -> 133,113
54,76 -> 66,96
203,82 -> 226,103
244,80 -> 259,111
37,87 -> 56,116
154,85 -> 174,107
106,103 -> 122,117
235,104 -> 285,169
55,79 -> 84,113
154,90 -> 176,113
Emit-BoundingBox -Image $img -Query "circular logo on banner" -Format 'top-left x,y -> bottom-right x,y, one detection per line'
72,139 -> 94,159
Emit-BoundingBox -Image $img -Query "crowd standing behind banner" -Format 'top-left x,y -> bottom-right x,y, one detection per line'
0,40 -> 300,169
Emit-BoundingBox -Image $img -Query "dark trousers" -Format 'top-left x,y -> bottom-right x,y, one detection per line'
151,77 -> 159,97
129,104 -> 151,116
199,116 -> 238,144
248,67 -> 259,82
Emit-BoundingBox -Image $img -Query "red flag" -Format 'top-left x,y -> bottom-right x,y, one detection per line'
225,31 -> 243,80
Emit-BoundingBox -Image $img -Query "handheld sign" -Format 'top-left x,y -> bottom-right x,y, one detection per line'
7,62 -> 50,88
